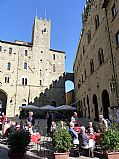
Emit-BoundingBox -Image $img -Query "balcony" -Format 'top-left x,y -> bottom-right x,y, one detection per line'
102,0 -> 109,8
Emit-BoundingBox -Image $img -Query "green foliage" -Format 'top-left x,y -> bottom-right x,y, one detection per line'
52,126 -> 73,153
8,130 -> 31,153
100,126 -> 119,152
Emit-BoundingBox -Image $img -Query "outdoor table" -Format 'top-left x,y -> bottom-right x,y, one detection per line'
31,133 -> 41,144
88,133 -> 100,143
74,126 -> 81,133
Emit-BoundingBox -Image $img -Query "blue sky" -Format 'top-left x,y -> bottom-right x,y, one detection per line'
0,0 -> 85,91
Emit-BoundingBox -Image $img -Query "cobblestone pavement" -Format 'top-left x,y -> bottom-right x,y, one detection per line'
0,118 -> 103,159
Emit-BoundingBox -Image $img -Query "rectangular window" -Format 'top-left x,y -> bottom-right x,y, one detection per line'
0,46 -> 2,52
25,50 -> 28,56
9,48 -> 12,54
53,65 -> 56,72
112,3 -> 117,17
7,62 -> 11,70
116,31 -> 119,47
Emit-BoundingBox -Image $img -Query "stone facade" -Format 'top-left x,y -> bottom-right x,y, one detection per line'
66,90 -> 74,105
0,17 -> 65,117
73,0 -> 119,121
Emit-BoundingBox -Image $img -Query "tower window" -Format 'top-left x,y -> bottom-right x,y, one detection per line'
98,48 -> 104,65
115,31 -> 119,47
24,62 -> 27,69
5,76 -> 9,83
95,15 -> 100,30
87,30 -> 91,44
9,48 -> 12,54
53,65 -> 56,72
25,50 -> 28,56
7,62 -> 11,70
90,59 -> 94,74
40,80 -> 42,85
22,78 -> 27,85
112,3 -> 117,17
53,54 -> 55,60
0,46 -> 2,52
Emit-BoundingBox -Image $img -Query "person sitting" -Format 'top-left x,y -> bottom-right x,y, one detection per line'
3,121 -> 10,137
69,122 -> 79,145
99,115 -> 108,132
86,122 -> 96,135
79,126 -> 95,157
79,126 -> 89,147
50,121 -> 56,133
71,112 -> 80,126
28,123 -> 33,134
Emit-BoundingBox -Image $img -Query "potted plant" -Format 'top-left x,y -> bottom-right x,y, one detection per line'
52,123 -> 73,159
8,129 -> 31,159
100,124 -> 119,159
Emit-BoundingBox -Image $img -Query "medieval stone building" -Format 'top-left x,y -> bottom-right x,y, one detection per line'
73,0 -> 119,121
0,16 -> 65,116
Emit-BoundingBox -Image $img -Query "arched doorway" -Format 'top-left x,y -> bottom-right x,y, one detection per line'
87,95 -> 90,118
93,94 -> 99,121
0,90 -> 7,115
102,90 -> 110,119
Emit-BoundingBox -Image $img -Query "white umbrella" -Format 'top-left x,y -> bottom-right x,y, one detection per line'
19,105 -> 40,110
40,105 -> 56,110
56,105 -> 76,110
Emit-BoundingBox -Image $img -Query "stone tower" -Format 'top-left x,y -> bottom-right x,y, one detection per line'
0,17 -> 65,117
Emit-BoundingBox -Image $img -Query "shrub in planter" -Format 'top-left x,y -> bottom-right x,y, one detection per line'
100,125 -> 119,159
52,126 -> 73,159
8,129 -> 31,159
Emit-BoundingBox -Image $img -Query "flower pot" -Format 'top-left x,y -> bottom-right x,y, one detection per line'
8,151 -> 25,159
54,152 -> 69,159
103,151 -> 119,159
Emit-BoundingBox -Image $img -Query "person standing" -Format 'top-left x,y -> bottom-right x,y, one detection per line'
27,111 -> 35,126
71,112 -> 80,126
99,115 -> 108,132
1,112 -> 7,135
46,111 -> 53,134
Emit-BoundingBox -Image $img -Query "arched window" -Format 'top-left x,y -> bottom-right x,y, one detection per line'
24,62 -> 27,69
53,54 -> 55,60
98,48 -> 104,65
90,59 -> 94,74
7,62 -> 11,70
22,77 -> 27,85
25,50 -> 28,56
95,15 -> 100,30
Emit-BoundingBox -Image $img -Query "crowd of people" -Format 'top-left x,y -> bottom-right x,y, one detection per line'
0,111 -> 36,138
0,109 -> 111,158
